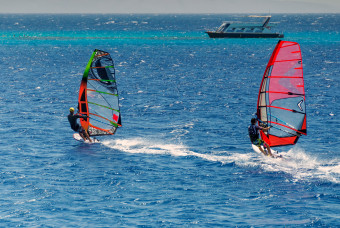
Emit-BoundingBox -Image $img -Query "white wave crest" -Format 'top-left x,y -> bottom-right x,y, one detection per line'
101,138 -> 340,183
258,147 -> 340,183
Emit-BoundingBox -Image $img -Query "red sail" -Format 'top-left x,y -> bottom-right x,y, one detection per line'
257,41 -> 307,147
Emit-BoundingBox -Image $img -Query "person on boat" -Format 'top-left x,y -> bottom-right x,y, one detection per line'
68,107 -> 92,142
248,118 -> 273,157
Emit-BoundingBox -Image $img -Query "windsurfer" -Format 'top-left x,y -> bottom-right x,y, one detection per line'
68,107 -> 92,142
248,118 -> 273,157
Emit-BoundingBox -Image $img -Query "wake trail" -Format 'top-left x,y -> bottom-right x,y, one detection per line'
101,138 -> 252,164
265,148 -> 340,183
101,138 -> 340,184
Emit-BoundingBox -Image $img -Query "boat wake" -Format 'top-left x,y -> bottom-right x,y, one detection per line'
101,138 -> 340,184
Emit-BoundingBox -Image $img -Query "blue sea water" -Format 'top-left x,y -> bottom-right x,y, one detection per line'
0,14 -> 339,227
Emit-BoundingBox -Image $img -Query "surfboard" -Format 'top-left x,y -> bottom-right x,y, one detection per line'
73,133 -> 100,143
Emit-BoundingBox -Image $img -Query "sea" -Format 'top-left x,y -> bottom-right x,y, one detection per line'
0,14 -> 339,227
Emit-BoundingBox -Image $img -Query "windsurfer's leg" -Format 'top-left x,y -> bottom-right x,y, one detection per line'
258,146 -> 267,156
264,142 -> 273,157
75,125 -> 87,141
84,130 -> 92,143
256,139 -> 267,156
79,132 -> 86,141
78,126 -> 90,142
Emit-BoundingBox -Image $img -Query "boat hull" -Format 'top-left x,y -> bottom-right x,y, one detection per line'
206,31 -> 284,38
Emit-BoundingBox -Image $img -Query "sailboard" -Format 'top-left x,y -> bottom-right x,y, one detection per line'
73,133 -> 100,143
252,144 -> 281,158
254,40 -> 307,153
77,49 -> 122,141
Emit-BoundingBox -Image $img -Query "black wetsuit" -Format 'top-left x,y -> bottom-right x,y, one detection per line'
248,124 -> 260,143
248,123 -> 265,147
68,113 -> 86,132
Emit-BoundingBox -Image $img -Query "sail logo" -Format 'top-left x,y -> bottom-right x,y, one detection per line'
297,100 -> 304,111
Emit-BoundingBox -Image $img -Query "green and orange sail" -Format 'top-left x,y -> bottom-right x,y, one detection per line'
78,49 -> 121,136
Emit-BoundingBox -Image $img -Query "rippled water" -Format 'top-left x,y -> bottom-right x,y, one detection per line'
0,14 -> 339,227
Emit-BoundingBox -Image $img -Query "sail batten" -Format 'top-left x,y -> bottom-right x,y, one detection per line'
89,79 -> 116,82
88,101 -> 120,112
256,40 -> 307,147
78,49 -> 121,136
87,88 -> 118,96
268,121 -> 306,135
268,76 -> 303,78
91,66 -> 114,69
274,58 -> 302,63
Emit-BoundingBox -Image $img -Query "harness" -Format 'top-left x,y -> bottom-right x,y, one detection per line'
248,124 -> 259,142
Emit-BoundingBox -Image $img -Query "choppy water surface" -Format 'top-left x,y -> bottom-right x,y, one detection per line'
0,14 -> 339,227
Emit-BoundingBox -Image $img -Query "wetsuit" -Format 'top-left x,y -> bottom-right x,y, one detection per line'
248,124 -> 264,146
68,113 -> 86,133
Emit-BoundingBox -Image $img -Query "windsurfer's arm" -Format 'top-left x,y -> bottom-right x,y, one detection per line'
261,126 -> 271,132
74,114 -> 89,119
81,115 -> 89,120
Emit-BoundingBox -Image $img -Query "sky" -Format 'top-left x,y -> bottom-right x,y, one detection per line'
0,0 -> 339,14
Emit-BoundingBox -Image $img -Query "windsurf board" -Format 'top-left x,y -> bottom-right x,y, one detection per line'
251,144 -> 282,158
73,133 -> 100,143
